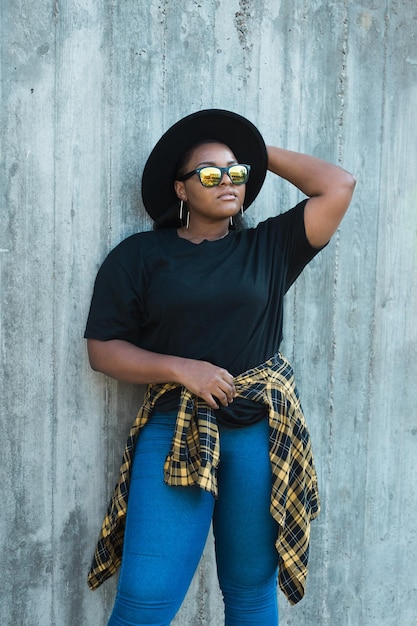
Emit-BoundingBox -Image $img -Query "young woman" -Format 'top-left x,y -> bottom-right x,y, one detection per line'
85,109 -> 355,625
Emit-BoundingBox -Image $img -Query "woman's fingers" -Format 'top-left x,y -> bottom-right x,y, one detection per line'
178,360 -> 236,408
214,371 -> 236,406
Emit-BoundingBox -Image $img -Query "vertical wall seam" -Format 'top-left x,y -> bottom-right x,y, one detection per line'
161,0 -> 169,127
51,1 -> 60,623
105,0 -> 116,543
320,4 -> 350,621
362,0 -> 390,557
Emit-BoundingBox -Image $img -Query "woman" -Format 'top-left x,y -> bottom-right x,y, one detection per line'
85,109 -> 355,625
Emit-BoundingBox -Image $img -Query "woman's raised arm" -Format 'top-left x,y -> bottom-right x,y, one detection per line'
267,146 -> 356,248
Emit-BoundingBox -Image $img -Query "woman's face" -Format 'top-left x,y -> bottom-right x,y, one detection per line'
174,142 -> 246,224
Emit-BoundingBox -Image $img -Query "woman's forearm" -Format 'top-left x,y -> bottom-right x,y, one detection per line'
87,338 -> 188,385
266,146 -> 354,198
86,338 -> 236,409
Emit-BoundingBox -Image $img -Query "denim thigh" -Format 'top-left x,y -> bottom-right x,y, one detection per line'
108,412 -> 214,626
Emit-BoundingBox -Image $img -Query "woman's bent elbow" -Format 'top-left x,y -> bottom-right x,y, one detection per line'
86,338 -> 107,372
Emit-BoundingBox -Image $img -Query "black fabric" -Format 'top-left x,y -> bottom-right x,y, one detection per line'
154,388 -> 267,427
85,199 -> 324,419
215,397 -> 268,427
152,387 -> 267,426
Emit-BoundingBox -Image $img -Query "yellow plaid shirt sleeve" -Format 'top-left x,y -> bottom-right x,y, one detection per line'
87,353 -> 320,605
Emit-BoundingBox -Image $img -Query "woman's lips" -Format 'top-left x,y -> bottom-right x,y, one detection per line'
217,189 -> 237,200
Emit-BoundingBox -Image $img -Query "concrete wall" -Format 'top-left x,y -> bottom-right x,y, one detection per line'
1,1 -> 416,624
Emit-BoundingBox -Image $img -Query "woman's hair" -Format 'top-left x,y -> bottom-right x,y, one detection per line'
153,139 -> 245,231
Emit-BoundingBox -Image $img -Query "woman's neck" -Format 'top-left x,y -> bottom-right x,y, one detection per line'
177,218 -> 230,243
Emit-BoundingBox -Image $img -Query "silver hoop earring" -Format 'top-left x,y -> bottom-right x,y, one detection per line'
179,200 -> 184,221
186,211 -> 190,229
229,216 -> 234,226
240,205 -> 244,215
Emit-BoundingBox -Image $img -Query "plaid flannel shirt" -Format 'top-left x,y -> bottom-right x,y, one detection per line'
87,352 -> 320,605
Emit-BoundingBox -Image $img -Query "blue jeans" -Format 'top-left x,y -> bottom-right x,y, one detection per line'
108,412 -> 279,625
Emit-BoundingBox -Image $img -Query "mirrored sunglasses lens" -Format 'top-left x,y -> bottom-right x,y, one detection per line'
199,167 -> 222,186
229,165 -> 248,184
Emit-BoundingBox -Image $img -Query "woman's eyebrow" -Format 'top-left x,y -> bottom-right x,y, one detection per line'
194,159 -> 238,167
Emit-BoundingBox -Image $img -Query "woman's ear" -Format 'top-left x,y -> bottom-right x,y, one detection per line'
174,180 -> 187,201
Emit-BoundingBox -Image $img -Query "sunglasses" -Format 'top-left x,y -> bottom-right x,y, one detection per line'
179,164 -> 251,187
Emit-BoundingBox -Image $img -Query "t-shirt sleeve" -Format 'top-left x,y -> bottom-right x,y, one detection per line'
257,199 -> 327,292
84,245 -> 144,344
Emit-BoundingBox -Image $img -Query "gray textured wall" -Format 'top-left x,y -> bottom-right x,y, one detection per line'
1,1 -> 417,624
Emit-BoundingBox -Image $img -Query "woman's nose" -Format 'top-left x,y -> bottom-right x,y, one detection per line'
220,170 -> 232,184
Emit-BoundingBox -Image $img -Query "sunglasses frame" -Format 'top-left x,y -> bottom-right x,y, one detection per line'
179,164 -> 251,187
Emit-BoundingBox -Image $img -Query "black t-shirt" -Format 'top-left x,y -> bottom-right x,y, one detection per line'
85,199 -> 323,377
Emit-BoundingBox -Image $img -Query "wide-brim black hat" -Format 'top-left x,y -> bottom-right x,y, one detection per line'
141,109 -> 267,221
